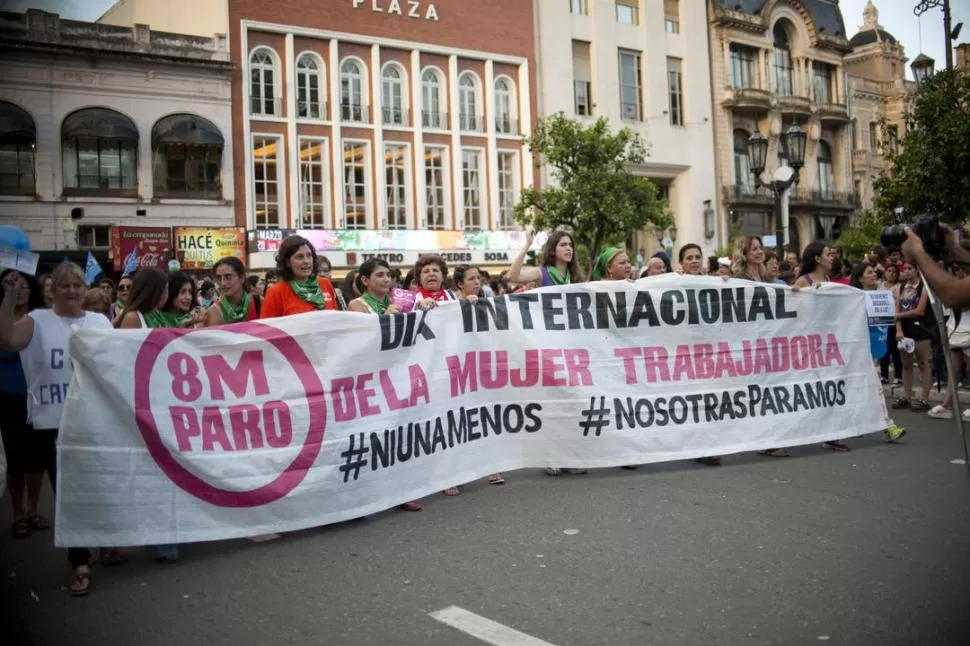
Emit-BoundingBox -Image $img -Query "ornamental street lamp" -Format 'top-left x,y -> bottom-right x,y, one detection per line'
746,123 -> 807,257
914,0 -> 955,70
911,52 -> 936,83
703,200 -> 715,240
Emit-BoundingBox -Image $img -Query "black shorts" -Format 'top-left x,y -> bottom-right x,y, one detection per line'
0,393 -> 56,476
901,320 -> 934,343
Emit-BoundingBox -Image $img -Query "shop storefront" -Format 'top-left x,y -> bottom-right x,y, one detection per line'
110,226 -> 173,273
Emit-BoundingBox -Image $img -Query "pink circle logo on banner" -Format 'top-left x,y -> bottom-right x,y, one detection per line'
133,322 -> 327,508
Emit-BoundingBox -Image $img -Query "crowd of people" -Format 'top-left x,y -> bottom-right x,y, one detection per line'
0,230 -> 930,597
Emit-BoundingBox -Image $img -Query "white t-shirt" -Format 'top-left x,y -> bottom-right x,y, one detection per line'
19,309 -> 112,430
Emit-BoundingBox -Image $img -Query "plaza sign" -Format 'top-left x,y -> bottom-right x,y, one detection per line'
352,0 -> 439,21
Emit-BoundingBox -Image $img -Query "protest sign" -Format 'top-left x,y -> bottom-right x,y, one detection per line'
0,246 -> 39,276
55,277 -> 888,547
864,290 -> 896,327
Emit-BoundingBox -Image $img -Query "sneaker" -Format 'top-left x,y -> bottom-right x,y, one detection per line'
963,409 -> 970,422
880,377 -> 889,385
894,379 -> 902,386
545,468 -> 562,476
928,405 -> 954,419
695,456 -> 722,466
884,424 -> 907,442
892,398 -> 911,410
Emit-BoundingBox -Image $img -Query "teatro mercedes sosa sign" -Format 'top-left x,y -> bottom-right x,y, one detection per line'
352,0 -> 440,21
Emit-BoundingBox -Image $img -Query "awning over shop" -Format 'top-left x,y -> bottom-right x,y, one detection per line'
0,101 -> 36,146
151,114 -> 224,148
62,108 -> 138,141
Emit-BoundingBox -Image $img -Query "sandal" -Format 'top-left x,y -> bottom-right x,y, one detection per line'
71,569 -> 92,597
891,398 -> 911,410
443,487 -> 460,496
99,549 -> 127,567
758,448 -> 790,458
823,441 -> 851,452
27,514 -> 50,531
398,501 -> 422,511
488,473 -> 505,485
11,518 -> 29,539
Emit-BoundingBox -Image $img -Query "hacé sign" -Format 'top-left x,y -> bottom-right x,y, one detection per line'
352,0 -> 439,21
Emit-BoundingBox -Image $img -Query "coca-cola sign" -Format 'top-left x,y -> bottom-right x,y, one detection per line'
111,226 -> 172,272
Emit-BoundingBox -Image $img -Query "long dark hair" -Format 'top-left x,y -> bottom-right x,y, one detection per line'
799,241 -> 829,276
117,267 -> 168,326
541,231 -> 583,281
213,256 -> 247,278
164,272 -> 197,312
276,235 -> 318,282
849,262 -> 870,290
341,269 -> 360,304
678,244 -> 701,264
0,269 -> 44,312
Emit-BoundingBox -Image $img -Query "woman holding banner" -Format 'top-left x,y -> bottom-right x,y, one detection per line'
0,263 -> 117,596
204,257 -> 262,325
507,230 -> 583,289
260,235 -> 340,318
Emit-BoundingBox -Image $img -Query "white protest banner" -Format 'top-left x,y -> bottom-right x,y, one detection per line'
864,290 -> 896,327
55,277 -> 888,547
0,246 -> 39,276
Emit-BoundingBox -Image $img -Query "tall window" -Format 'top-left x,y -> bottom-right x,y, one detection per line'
664,0 -> 680,33
733,130 -> 754,196
494,78 -> 515,134
252,135 -> 280,228
78,225 -> 111,248
868,122 -> 878,151
0,101 -> 36,196
616,0 -> 639,25
296,54 -> 323,119
425,146 -> 447,229
341,59 -> 366,123
422,68 -> 445,129
571,0 -> 588,15
573,40 -> 592,116
385,144 -> 408,229
61,108 -> 138,196
298,138 -> 327,228
462,149 -> 482,230
668,58 -> 684,126
382,65 -> 406,126
459,72 -> 480,132
773,24 -> 794,97
886,125 -> 899,153
496,152 -> 516,230
817,140 -> 834,199
250,48 -> 278,116
152,114 -> 224,199
812,62 -> 834,103
343,142 -> 369,229
618,51 -> 642,121
730,44 -> 757,89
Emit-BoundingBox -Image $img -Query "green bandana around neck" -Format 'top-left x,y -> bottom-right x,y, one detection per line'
143,309 -> 189,329
219,292 -> 251,324
361,291 -> 390,315
289,277 -> 325,309
591,247 -> 621,281
545,265 -> 570,285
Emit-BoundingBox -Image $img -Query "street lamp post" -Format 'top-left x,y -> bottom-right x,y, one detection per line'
914,0 -> 955,70
911,52 -> 936,83
746,123 -> 807,258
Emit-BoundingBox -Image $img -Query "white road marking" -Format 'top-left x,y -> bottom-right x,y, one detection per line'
430,606 -> 559,646
950,459 -> 968,465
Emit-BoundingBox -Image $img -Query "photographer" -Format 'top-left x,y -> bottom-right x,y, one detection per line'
902,224 -> 970,309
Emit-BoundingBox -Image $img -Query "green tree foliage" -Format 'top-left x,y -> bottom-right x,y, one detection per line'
514,114 -> 671,269
833,210 -> 886,262
874,69 -> 970,224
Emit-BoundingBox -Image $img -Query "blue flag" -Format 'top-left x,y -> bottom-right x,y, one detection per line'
84,251 -> 103,285
122,247 -> 138,277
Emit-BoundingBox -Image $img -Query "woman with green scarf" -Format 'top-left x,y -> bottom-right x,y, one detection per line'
204,257 -> 262,326
507,230 -> 583,289
261,235 -> 340,318
590,247 -> 632,282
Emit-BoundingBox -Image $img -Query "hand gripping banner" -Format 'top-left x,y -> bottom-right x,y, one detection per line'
55,276 -> 888,547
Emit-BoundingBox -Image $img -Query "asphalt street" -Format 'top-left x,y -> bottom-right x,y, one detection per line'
2,408 -> 970,646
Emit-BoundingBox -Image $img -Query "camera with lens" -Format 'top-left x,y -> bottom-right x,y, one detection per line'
880,208 -> 945,260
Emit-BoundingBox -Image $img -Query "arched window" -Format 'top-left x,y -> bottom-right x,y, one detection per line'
382,64 -> 406,126
494,77 -> 516,134
817,140 -> 834,199
152,114 -> 224,199
421,68 -> 445,129
0,101 -> 36,196
296,53 -> 324,119
340,59 -> 366,123
773,23 -> 794,97
61,107 -> 138,196
733,129 -> 754,196
250,48 -> 279,116
459,72 -> 480,132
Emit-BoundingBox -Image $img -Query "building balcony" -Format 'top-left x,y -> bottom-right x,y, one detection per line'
722,184 -> 772,206
852,150 -> 884,171
791,187 -> 860,211
382,107 -> 411,127
721,87 -> 771,116
775,94 -> 812,119
422,110 -> 448,129
495,117 -> 519,136
816,102 -> 849,126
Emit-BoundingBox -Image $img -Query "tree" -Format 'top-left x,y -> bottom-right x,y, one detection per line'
874,69 -> 970,224
514,114 -> 671,269
833,210 -> 885,262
